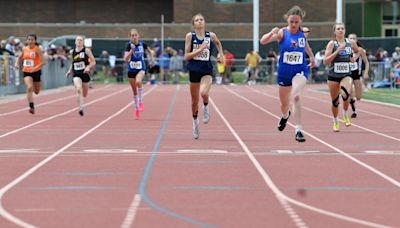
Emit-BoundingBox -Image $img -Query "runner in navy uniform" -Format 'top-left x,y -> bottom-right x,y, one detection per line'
323,23 -> 359,132
123,29 -> 153,120
348,33 -> 369,118
184,13 -> 224,139
260,5 -> 315,142
66,36 -> 96,116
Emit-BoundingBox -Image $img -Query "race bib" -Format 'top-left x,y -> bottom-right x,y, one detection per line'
334,62 -> 350,73
349,62 -> 358,71
129,61 -> 142,69
193,49 -> 210,61
73,61 -> 86,71
283,52 -> 303,65
23,59 -> 34,67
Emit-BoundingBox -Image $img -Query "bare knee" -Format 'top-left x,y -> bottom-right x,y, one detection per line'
27,86 -> 33,93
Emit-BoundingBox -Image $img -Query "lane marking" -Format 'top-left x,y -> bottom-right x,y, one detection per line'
238,86 -> 400,187
310,88 -> 400,108
176,149 -> 228,154
209,97 -> 308,228
303,94 -> 400,123
0,85 -> 112,117
0,86 -> 158,228
131,85 -> 215,228
0,149 -> 39,153
251,87 -> 400,143
0,87 -> 131,140
121,194 -> 141,228
217,87 -> 392,228
82,149 -> 138,153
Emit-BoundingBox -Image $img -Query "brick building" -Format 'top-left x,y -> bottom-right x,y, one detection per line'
0,0 -> 336,39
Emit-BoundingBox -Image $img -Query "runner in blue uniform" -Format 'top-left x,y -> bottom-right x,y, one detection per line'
260,5 -> 315,142
123,29 -> 153,120
184,13 -> 224,139
323,23 -> 359,132
66,35 -> 96,116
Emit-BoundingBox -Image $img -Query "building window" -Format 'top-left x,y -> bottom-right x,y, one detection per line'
383,1 -> 400,24
215,0 -> 251,3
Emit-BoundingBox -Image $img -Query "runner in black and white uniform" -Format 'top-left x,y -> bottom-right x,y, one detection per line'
348,33 -> 369,118
323,23 -> 359,132
66,35 -> 96,116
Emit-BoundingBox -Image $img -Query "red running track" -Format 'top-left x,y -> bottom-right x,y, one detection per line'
0,84 -> 399,228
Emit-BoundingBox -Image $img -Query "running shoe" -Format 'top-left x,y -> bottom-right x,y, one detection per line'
192,118 -> 200,139
333,121 -> 340,132
134,109 -> 139,120
278,111 -> 291,131
79,108 -> 84,116
343,114 -> 351,127
351,112 -> 357,118
138,102 -> 144,112
202,105 -> 209,124
29,108 -> 35,114
295,131 -> 306,142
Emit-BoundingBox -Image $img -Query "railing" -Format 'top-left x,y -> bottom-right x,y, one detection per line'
0,54 -> 72,96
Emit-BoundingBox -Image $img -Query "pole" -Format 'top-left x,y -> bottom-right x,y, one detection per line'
336,0 -> 343,23
253,0 -> 259,52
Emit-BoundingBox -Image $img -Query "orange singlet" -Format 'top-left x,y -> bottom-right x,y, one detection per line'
22,46 -> 41,73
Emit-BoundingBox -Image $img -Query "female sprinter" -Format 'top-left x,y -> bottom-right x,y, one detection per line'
260,6 -> 315,142
15,34 -> 45,114
184,13 -> 224,139
347,33 -> 369,118
323,23 -> 359,132
66,35 -> 96,116
124,29 -> 153,120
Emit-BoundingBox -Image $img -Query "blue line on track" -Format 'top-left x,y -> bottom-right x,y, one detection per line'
137,86 -> 216,228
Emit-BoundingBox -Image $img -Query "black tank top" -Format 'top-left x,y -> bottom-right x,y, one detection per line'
72,47 -> 89,75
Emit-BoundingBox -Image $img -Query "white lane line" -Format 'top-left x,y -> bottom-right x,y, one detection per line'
303,94 -> 400,123
176,149 -> 228,154
219,87 -> 392,228
309,88 -> 400,108
235,86 -> 400,187
0,86 -> 157,228
121,194 -> 142,228
0,87 -> 131,139
0,149 -> 39,153
82,149 -> 138,153
0,85 -> 112,117
251,87 -> 400,143
209,97 -> 307,228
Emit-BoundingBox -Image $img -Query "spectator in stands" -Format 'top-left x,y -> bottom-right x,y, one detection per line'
14,34 -> 46,114
244,49 -> 261,85
159,49 -> 170,82
169,49 -> 184,84
0,40 -> 14,55
5,36 -> 16,55
99,50 -> 111,83
265,48 -> 277,84
223,49 -> 235,84
392,46 -> 400,66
